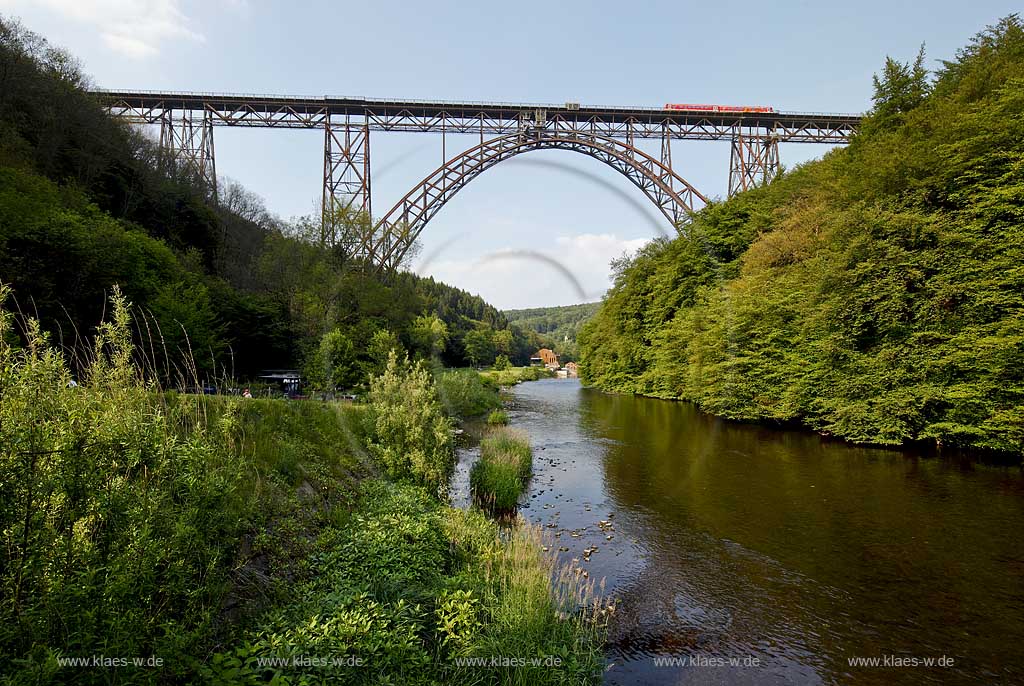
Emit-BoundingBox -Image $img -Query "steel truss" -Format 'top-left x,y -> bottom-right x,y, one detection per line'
363,129 -> 709,271
729,127 -> 780,196
323,118 -> 371,221
158,109 -> 217,198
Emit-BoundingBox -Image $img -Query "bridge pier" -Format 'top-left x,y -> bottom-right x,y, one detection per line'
322,118 -> 372,218
728,127 -> 779,197
158,109 -> 217,200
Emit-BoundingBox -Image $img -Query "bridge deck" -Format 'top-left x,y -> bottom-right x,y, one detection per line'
94,90 -> 860,143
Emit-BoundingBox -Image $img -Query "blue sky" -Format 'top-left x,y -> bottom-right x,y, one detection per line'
1,0 -> 1019,308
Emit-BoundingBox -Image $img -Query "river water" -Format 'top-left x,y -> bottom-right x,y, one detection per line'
453,378 -> 1024,685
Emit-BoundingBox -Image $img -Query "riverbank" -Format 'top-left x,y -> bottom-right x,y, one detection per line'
0,296 -> 607,684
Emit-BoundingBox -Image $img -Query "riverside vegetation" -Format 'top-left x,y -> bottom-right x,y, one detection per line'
580,16 -> 1024,456
470,428 -> 534,514
0,292 -> 608,685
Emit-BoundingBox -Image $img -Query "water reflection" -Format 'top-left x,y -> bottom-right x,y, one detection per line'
502,379 -> 1024,685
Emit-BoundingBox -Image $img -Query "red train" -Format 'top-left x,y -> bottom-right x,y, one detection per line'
664,103 -> 775,113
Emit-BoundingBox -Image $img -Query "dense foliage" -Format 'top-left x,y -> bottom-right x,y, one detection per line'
579,16 -> 1024,455
0,289 -> 368,682
206,481 -> 608,685
0,15 -> 534,386
0,292 -> 606,684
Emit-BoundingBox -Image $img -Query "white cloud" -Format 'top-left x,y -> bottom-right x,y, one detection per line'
421,232 -> 650,310
5,0 -> 204,58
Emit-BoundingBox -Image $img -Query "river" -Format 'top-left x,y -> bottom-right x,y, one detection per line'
453,378 -> 1024,685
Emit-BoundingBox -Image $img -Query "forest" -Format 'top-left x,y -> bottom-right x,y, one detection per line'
579,16 -> 1024,456
0,16 -> 541,391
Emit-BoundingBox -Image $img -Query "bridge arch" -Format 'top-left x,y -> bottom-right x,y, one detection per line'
361,131 -> 709,270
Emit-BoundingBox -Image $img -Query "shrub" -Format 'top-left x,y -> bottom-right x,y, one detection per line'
365,352 -> 454,492
206,480 -> 609,685
435,368 -> 501,417
0,287 -> 367,682
470,427 -> 533,514
483,366 -> 552,387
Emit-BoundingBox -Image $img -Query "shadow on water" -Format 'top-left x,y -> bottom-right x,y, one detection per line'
492,378 -> 1024,686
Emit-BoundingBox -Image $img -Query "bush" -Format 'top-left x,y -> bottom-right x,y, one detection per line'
435,368 -> 501,417
470,427 -> 533,514
365,352 -> 454,493
487,409 -> 510,425
0,287 -> 368,682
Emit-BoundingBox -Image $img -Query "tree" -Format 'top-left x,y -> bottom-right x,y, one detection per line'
870,45 -> 930,127
462,328 -> 495,367
306,328 -> 358,392
410,314 -> 449,359
492,328 -> 514,357
493,354 -> 511,371
366,328 -> 403,376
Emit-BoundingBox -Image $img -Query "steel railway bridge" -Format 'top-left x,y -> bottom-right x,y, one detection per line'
93,90 -> 861,270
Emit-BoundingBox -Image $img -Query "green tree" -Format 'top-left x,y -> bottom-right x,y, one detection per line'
306,328 -> 358,391
870,44 -> 930,127
462,328 -> 495,367
410,314 -> 449,358
366,328 -> 403,376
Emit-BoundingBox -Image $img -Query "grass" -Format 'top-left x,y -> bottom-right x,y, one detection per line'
470,427 -> 533,514
487,409 -> 510,425
436,367 -> 502,417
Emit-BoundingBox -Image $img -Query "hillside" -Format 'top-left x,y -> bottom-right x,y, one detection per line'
579,16 -> 1024,455
0,16 -> 534,384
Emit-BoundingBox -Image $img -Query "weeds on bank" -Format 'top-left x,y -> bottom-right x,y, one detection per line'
0,287 -> 363,682
481,366 -> 552,387
0,288 -> 607,684
471,427 -> 533,514
206,481 -> 609,685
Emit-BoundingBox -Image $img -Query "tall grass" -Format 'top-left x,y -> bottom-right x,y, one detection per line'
487,409 -> 510,425
0,288 -> 606,684
470,427 -> 533,514
0,287 -> 364,682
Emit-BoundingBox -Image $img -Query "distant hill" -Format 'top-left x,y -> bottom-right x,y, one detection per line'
504,302 -> 601,361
